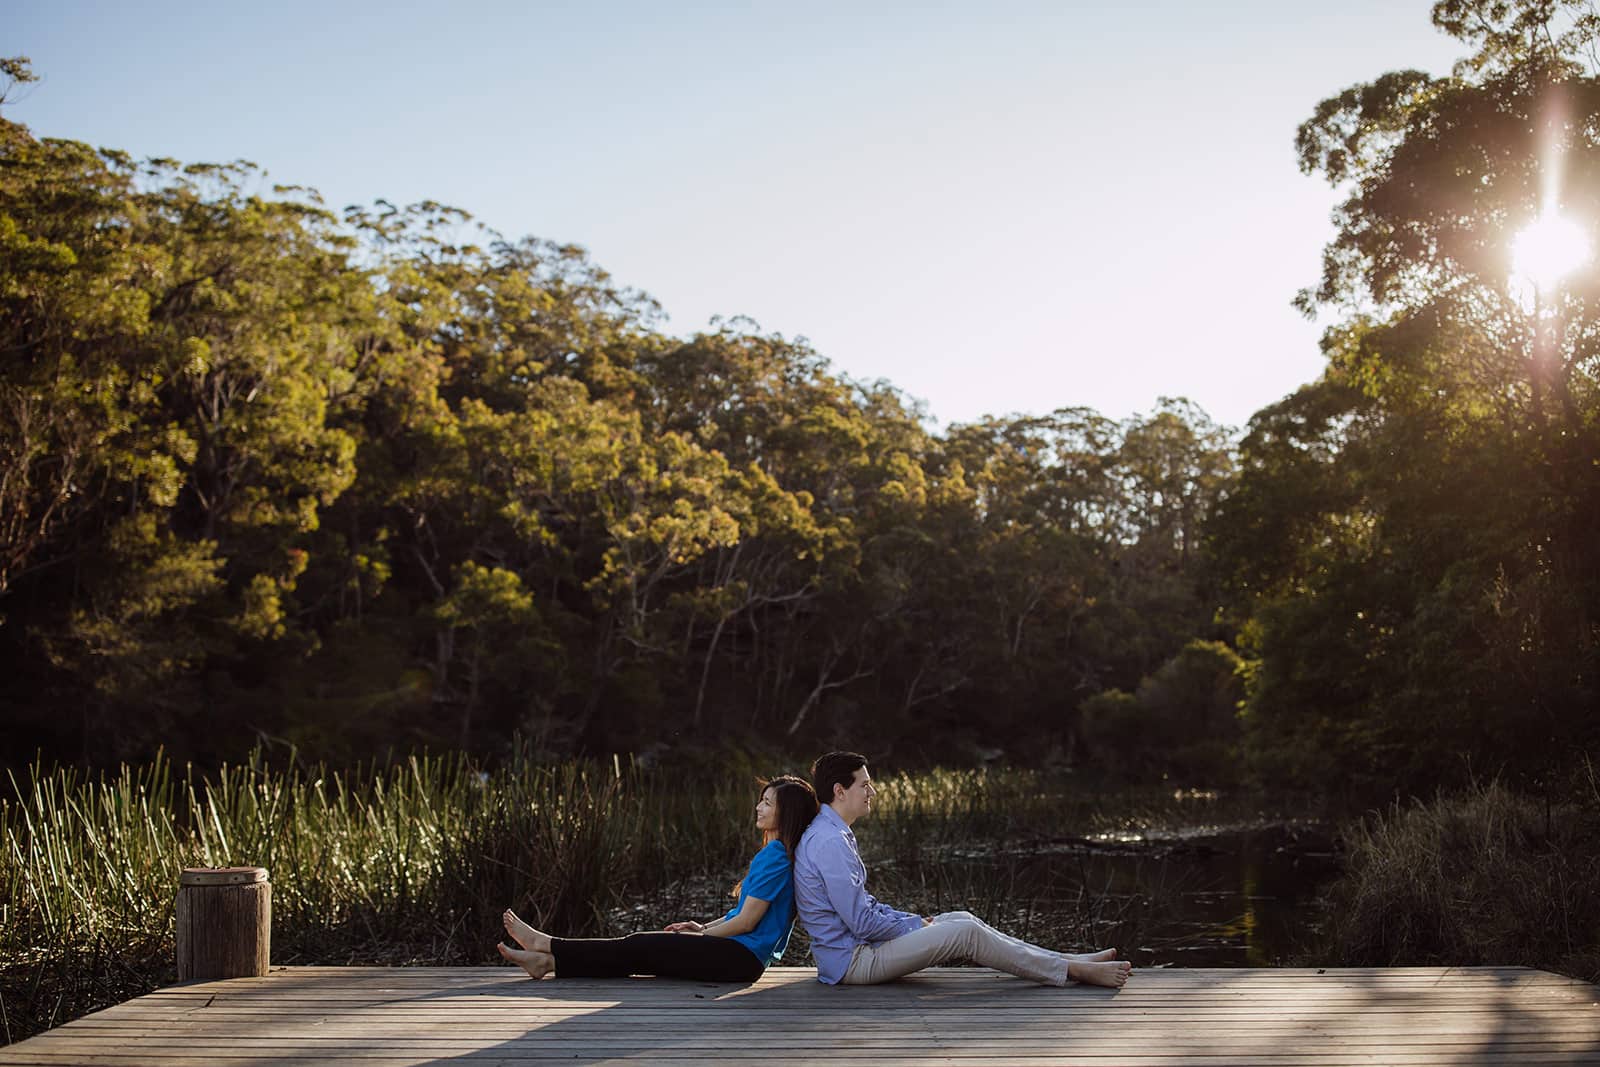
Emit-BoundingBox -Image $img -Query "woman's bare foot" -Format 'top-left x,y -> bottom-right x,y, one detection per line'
503,909 -> 551,954
1065,948 -> 1118,962
1067,959 -> 1133,988
497,941 -> 554,979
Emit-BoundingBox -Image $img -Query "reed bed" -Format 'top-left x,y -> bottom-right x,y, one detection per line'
1325,779 -> 1600,982
0,754 -> 1205,1045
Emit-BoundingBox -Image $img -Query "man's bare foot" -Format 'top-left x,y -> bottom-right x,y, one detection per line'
1067,959 -> 1133,988
503,909 -> 552,954
1065,948 -> 1118,962
497,941 -> 554,979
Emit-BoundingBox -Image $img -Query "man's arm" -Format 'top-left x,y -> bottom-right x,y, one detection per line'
814,836 -> 922,943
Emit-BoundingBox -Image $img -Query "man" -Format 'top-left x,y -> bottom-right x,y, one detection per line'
793,751 -> 1133,988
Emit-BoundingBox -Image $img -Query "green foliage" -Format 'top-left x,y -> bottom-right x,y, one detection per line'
0,71 -> 1236,769
1217,0 -> 1600,798
1079,641 -> 1244,784
1079,690 -> 1144,770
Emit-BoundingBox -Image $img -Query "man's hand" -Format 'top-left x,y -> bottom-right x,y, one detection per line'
922,916 -> 933,926
664,920 -> 705,933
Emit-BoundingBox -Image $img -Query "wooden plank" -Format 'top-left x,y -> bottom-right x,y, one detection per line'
5,1055 -> 1600,1066
2,965 -> 1595,1067
22,1035 -> 1599,1049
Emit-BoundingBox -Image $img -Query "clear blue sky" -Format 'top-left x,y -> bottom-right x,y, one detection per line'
6,1 -> 1465,430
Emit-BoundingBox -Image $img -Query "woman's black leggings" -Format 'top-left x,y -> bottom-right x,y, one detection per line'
550,933 -> 764,983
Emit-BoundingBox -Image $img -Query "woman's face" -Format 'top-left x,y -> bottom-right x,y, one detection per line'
755,786 -> 779,832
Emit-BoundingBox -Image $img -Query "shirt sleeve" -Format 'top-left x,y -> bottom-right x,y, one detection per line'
740,842 -> 789,901
815,835 -> 922,943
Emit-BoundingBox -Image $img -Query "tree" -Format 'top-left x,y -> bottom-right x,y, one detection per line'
1223,0 -> 1600,795
0,56 -> 1240,770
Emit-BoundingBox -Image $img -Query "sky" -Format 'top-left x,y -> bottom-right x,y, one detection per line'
5,1 -> 1468,431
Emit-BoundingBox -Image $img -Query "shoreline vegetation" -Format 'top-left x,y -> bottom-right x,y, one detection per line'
1327,777 -> 1600,985
4,750 -> 1596,1047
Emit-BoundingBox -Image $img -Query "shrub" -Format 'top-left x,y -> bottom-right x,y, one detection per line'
1326,781 -> 1600,981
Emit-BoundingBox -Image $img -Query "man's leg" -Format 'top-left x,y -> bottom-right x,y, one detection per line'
930,911 -> 1110,960
933,911 -> 1131,985
841,912 -> 1069,986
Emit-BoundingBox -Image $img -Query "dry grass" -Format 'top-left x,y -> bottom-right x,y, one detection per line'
1326,779 -> 1600,982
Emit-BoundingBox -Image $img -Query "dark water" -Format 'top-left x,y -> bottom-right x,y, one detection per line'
871,820 -> 1343,968
1062,821 -> 1341,967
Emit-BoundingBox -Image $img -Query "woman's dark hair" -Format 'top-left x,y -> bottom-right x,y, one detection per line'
763,774 -> 819,858
732,775 -> 819,898
811,751 -> 868,806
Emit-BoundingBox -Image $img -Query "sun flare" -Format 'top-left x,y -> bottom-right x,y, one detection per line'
1511,212 -> 1592,292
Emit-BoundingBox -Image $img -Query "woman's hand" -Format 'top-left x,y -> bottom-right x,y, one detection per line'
664,920 -> 705,933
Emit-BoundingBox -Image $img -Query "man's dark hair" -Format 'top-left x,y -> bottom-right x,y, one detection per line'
811,751 -> 868,805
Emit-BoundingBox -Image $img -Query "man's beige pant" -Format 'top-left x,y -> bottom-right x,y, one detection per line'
840,910 -> 1070,987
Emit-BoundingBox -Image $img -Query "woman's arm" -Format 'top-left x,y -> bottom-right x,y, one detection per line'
704,894 -> 771,938
663,915 -> 730,933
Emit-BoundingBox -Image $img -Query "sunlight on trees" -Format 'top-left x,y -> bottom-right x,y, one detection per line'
1511,210 -> 1591,301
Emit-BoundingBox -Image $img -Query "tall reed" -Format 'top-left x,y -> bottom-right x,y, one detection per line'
0,747 -> 691,1042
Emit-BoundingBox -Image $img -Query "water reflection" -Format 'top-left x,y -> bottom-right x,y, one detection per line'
871,821 -> 1341,968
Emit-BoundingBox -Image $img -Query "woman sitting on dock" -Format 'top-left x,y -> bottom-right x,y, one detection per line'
498,774 -> 819,984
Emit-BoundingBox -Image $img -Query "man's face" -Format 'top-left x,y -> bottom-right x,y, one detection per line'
832,766 -> 876,823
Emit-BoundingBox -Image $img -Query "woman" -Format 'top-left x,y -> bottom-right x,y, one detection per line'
498,774 -> 819,984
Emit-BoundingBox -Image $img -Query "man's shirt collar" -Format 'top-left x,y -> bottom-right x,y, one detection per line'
817,802 -> 853,839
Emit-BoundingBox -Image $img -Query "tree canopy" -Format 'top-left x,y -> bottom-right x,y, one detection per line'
1215,0 -> 1600,796
7,1 -> 1598,801
0,57 -> 1232,772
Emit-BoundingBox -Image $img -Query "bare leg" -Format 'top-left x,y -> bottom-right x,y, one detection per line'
503,909 -> 552,954
497,941 -> 554,979
1067,958 -> 1133,988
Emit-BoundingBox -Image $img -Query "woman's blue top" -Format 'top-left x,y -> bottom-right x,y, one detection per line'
719,839 -> 795,966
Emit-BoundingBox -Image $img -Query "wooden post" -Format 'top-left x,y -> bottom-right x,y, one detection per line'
176,867 -> 270,981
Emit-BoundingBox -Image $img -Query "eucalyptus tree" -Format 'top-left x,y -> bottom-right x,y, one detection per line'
1222,0 -> 1600,792
1,64 -> 386,758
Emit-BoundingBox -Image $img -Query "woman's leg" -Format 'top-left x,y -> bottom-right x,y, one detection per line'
550,933 -> 764,984
503,910 -> 551,954
497,941 -> 552,978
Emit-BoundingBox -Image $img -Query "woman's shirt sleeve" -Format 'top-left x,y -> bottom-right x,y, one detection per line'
740,841 -> 790,901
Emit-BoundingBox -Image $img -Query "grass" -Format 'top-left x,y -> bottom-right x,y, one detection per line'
1325,778 -> 1600,982
0,746 -> 733,1043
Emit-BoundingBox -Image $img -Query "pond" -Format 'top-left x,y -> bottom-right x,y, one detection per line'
898,820 -> 1344,968
1108,821 -> 1342,967
621,816 -> 1344,969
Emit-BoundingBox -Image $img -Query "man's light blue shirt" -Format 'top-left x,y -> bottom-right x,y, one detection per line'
793,804 -> 922,984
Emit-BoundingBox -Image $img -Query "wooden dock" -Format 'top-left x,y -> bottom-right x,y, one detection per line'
3,965 -> 1597,1066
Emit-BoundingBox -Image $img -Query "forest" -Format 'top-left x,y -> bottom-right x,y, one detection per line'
2,0 -> 1599,806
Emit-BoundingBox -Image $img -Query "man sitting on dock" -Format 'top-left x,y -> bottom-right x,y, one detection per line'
793,751 -> 1134,989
